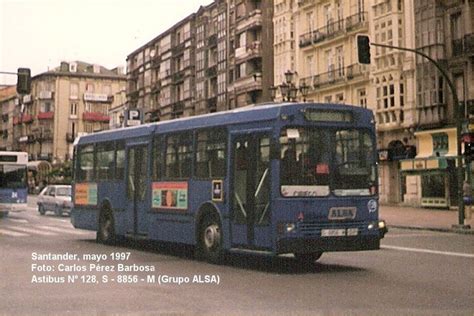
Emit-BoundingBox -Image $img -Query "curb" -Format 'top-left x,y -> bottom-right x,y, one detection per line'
388,225 -> 474,235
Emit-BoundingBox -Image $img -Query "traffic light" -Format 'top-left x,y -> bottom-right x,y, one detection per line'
16,68 -> 31,94
357,35 -> 371,64
463,134 -> 474,163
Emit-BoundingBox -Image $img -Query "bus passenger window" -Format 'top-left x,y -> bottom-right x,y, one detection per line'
116,143 -> 125,180
152,137 -> 164,180
166,133 -> 193,179
76,145 -> 94,182
196,129 -> 226,179
96,142 -> 115,180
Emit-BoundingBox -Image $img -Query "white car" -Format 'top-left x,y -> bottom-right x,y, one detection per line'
37,185 -> 72,216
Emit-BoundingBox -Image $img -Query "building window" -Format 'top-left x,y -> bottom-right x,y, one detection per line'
70,102 -> 78,116
70,83 -> 79,99
358,88 -> 367,108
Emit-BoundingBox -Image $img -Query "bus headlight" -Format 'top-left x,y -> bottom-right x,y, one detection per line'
378,220 -> 388,238
278,223 -> 297,234
286,223 -> 296,233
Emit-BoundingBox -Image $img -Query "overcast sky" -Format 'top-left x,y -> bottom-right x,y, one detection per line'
0,0 -> 213,85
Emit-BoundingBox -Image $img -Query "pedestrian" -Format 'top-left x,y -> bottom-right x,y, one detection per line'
463,180 -> 472,220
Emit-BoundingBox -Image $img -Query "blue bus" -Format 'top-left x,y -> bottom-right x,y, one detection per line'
0,151 -> 28,217
71,103 -> 385,263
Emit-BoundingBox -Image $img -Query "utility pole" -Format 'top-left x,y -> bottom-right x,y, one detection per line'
366,41 -> 467,228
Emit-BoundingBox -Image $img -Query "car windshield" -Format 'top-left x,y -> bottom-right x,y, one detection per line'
0,165 -> 27,189
56,187 -> 71,196
280,127 -> 376,197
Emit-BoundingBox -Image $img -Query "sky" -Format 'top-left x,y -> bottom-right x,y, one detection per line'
0,0 -> 213,85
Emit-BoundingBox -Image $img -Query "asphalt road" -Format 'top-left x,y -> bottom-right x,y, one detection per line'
0,197 -> 473,315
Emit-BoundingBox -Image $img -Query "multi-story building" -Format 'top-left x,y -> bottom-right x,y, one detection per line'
370,0 -> 417,205
400,0 -> 473,208
0,86 -> 17,151
126,0 -> 274,122
277,0 -> 416,204
9,61 -> 125,162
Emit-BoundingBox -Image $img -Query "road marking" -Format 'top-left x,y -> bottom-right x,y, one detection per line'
7,226 -> 57,236
37,225 -> 91,235
382,245 -> 474,258
384,233 -> 449,238
0,228 -> 29,237
6,218 -> 28,224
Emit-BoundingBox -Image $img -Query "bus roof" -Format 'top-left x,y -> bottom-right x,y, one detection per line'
75,102 -> 373,146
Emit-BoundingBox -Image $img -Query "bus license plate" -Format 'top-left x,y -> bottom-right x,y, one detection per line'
321,229 -> 346,237
320,228 -> 359,237
347,228 -> 359,236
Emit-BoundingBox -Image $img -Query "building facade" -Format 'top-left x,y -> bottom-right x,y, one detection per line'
400,0 -> 473,208
126,0 -> 274,123
0,86 -> 17,151
6,61 -> 126,163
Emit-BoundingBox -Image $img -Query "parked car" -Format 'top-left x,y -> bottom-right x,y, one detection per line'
37,185 -> 72,216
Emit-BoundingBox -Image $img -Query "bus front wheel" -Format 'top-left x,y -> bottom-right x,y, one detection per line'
97,210 -> 115,245
294,252 -> 323,264
197,216 -> 223,264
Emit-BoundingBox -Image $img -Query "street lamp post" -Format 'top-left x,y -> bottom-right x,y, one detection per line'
270,70 -> 309,102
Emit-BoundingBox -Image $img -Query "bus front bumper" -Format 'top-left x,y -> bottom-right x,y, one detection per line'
277,235 -> 381,254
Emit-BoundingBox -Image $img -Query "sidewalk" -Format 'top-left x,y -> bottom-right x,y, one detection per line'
379,204 -> 474,234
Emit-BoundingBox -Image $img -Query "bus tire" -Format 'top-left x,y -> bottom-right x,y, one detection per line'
38,204 -> 45,215
294,252 -> 323,264
197,215 -> 223,264
97,209 -> 115,245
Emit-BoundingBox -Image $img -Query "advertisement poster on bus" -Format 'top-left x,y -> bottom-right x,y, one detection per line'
152,182 -> 188,210
74,183 -> 97,206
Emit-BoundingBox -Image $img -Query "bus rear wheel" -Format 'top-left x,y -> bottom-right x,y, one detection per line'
197,216 -> 223,264
294,252 -> 323,264
97,210 -> 115,245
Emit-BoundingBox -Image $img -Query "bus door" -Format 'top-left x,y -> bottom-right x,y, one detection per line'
230,133 -> 272,249
126,144 -> 149,237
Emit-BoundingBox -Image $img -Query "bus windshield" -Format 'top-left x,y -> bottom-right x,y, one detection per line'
280,127 -> 376,197
0,165 -> 27,189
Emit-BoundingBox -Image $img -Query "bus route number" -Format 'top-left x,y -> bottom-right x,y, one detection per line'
110,252 -> 131,261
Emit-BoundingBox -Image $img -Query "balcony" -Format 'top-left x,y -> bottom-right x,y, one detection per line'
236,10 -> 262,33
208,34 -> 217,47
172,42 -> 186,55
36,130 -> 53,142
13,114 -> 34,125
299,20 -> 345,48
173,71 -> 185,82
345,12 -> 368,32
297,0 -> 315,8
37,111 -> 54,120
235,41 -> 262,61
206,65 -> 217,78
346,64 -> 369,80
234,73 -> 262,93
207,97 -> 217,112
313,68 -> 346,88
171,102 -> 184,119
452,33 -> 474,57
83,112 -> 110,122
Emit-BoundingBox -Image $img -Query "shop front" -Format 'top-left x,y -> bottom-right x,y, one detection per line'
399,128 -> 459,208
